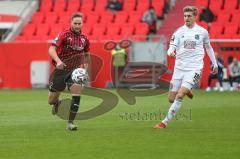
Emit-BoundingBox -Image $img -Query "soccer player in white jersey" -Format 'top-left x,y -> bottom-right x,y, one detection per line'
154,6 -> 218,129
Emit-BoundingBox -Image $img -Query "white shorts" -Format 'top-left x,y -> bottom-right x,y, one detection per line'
170,68 -> 202,92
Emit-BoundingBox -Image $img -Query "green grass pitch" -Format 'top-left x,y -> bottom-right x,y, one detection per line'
0,89 -> 240,159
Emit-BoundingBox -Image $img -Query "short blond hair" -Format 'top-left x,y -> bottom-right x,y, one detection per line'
183,6 -> 198,16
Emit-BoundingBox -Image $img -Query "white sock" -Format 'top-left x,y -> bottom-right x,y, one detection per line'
162,99 -> 182,125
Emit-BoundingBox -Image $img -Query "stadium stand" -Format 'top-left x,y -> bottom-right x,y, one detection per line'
195,0 -> 209,8
157,0 -> 240,40
14,0 -> 167,42
200,0 -> 240,39
7,0 -> 240,42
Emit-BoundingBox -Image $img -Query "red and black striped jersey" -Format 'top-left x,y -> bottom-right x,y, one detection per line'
51,28 -> 90,66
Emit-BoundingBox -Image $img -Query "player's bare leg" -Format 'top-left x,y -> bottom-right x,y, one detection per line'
168,89 -> 193,102
48,91 -> 61,115
67,84 -> 82,131
186,89 -> 194,99
155,86 -> 190,129
168,91 -> 177,103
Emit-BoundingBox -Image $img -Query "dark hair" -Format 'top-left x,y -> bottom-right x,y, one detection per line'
71,12 -> 83,21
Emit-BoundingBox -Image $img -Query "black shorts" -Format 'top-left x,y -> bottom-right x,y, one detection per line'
49,69 -> 74,92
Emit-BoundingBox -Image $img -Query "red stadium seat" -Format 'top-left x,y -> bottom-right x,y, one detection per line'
15,35 -> 27,41
99,11 -> 114,24
35,24 -> 50,36
100,34 -> 110,41
120,24 -> 135,36
80,3 -> 94,14
134,23 -> 149,36
55,0 -> 67,5
81,25 -> 92,36
106,24 -> 120,35
217,14 -> 231,23
152,1 -> 164,18
233,9 -> 240,15
44,35 -> 54,41
232,34 -> 240,39
32,35 -> 51,41
217,34 -> 233,39
198,22 -> 209,30
107,34 -> 124,41
94,0 -> 107,12
195,0 -> 209,8
31,12 -> 45,24
62,24 -> 70,30
136,3 -> 149,13
209,0 -> 223,15
231,13 -> 240,23
123,2 -> 136,11
22,24 -> 36,36
58,15 -> 70,24
217,9 -> 233,16
141,0 -> 150,5
94,4 -> 106,12
128,10 -> 144,18
224,23 -> 239,35
152,0 -> 164,9
39,0 -> 53,12
95,0 -> 107,4
124,0 -> 136,3
217,23 -> 238,39
102,34 -> 125,41
92,25 -> 106,36
53,1 -> 66,12
85,14 -> 100,24
88,34 -> 100,41
209,22 -> 223,37
67,0 -> 80,12
114,11 -> 129,24
153,3 -> 164,17
128,13 -> 142,24
49,26 -> 64,37
81,0 -> 95,5
223,0 -> 239,11
44,14 -> 59,24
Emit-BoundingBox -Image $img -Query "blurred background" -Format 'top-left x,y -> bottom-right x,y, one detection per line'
0,0 -> 240,91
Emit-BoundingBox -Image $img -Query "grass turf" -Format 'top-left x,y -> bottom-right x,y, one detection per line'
0,89 -> 239,159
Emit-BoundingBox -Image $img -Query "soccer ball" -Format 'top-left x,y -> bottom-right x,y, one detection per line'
71,68 -> 89,85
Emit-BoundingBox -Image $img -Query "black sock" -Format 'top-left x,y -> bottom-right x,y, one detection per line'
69,96 -> 80,123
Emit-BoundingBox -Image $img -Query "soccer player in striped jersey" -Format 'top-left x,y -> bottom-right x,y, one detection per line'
48,13 -> 90,131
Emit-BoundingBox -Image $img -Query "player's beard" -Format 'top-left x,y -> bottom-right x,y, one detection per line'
71,27 -> 81,34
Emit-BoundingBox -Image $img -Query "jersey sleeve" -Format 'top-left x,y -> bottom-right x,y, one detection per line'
203,30 -> 210,44
169,31 -> 180,48
84,37 -> 90,52
51,32 -> 65,47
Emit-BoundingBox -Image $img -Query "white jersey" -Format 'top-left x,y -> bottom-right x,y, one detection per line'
170,24 -> 210,71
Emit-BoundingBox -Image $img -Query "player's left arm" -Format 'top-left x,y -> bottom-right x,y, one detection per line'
203,31 -> 218,74
83,51 -> 90,69
204,43 -> 218,74
83,38 -> 91,70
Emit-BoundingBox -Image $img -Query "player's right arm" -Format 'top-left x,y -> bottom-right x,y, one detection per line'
49,32 -> 66,70
48,46 -> 65,70
167,31 -> 180,58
